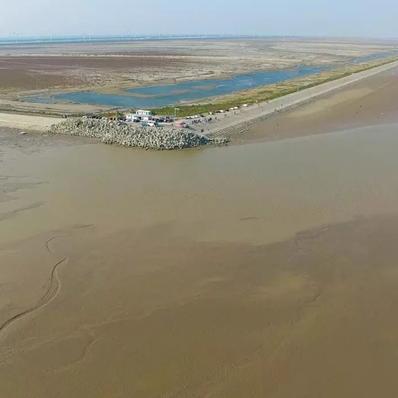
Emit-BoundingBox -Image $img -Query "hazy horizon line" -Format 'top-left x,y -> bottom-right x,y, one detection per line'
1,33 -> 398,44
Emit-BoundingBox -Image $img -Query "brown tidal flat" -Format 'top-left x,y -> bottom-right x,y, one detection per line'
2,76 -> 398,396
2,213 -> 398,397
0,55 -> 196,91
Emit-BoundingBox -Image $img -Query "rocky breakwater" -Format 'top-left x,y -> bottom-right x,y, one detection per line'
48,117 -> 228,150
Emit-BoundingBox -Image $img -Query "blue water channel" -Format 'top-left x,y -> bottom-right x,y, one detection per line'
28,51 -> 396,109
29,65 -> 327,109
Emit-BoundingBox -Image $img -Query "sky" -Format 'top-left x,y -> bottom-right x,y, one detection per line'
0,0 -> 397,39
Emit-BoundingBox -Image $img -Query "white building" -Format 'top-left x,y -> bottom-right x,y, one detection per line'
136,110 -> 152,117
125,113 -> 140,122
125,110 -> 153,123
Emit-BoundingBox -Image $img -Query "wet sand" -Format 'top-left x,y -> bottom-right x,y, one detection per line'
3,214 -> 398,398
2,82 -> 398,396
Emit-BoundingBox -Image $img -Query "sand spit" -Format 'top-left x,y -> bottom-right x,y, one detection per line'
0,112 -> 62,131
49,117 -> 228,150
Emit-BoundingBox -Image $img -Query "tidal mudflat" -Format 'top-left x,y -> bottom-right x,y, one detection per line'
1,37 -> 397,115
2,118 -> 398,396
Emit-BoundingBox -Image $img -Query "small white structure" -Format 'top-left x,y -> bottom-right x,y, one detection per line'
136,110 -> 152,117
125,113 -> 140,122
125,110 -> 153,123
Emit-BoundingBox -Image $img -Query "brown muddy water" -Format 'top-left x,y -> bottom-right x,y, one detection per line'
1,125 -> 398,397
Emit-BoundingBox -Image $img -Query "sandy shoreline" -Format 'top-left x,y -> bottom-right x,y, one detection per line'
0,112 -> 61,131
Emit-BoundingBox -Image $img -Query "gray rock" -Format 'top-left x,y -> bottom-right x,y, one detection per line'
48,118 -> 229,150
